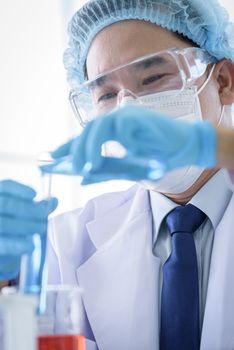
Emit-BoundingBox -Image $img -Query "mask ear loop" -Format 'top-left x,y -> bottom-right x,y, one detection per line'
217,105 -> 225,125
197,63 -> 216,95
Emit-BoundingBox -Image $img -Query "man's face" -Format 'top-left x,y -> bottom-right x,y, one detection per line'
87,20 -> 223,125
86,20 -> 229,201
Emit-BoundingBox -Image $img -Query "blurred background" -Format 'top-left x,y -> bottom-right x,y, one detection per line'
0,0 -> 233,214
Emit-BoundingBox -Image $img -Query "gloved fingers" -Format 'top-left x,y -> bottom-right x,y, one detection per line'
0,236 -> 34,256
41,128 -> 101,176
83,106 -> 163,166
83,106 -> 172,169
71,122 -> 97,173
113,106 -> 160,151
50,139 -> 74,159
77,111 -> 118,169
81,156 -> 164,184
42,133 -> 88,175
41,139 -> 76,175
0,197 -> 58,219
45,197 -> 58,214
114,106 -> 187,154
0,216 -> 47,236
0,256 -> 21,280
0,180 -> 36,200
41,115 -> 115,175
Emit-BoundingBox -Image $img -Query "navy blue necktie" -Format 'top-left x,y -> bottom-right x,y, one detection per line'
160,204 -> 206,350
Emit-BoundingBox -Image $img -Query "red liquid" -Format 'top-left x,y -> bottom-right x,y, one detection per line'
38,334 -> 86,350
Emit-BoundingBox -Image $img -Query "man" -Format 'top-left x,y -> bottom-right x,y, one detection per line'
1,1 -> 234,349
44,1 -> 234,349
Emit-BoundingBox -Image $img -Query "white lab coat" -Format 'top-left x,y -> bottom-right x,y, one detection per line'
47,180 -> 234,350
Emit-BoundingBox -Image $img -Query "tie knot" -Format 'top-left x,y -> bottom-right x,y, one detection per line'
166,204 -> 206,235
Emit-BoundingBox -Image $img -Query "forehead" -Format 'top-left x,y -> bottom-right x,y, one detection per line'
86,20 -> 192,80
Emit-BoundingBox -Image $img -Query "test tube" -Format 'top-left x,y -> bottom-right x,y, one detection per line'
19,154 -> 53,314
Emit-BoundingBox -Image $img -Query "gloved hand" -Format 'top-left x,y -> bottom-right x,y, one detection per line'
0,180 -> 58,280
41,105 -> 217,184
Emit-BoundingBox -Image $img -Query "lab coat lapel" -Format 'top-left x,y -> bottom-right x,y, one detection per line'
201,195 -> 234,349
76,187 -> 161,350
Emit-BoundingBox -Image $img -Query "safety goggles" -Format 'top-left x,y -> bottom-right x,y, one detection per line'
69,47 -> 216,127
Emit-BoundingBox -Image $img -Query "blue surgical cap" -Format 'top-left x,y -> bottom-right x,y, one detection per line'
64,0 -> 234,87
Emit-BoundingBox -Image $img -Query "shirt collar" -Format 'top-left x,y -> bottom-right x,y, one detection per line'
150,170 -> 232,244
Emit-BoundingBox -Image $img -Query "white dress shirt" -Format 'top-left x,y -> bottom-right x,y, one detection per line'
149,170 -> 232,330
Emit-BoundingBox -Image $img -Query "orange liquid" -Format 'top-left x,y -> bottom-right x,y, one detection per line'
38,334 -> 86,350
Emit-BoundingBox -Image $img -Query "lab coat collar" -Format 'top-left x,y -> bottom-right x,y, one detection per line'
86,184 -> 151,249
149,190 -> 178,245
149,170 -> 232,245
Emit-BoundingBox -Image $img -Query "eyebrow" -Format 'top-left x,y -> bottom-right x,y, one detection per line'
135,56 -> 167,69
90,75 -> 108,90
89,55 -> 168,90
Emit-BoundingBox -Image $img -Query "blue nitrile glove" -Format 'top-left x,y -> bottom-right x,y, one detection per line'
41,105 -> 217,184
0,180 -> 58,280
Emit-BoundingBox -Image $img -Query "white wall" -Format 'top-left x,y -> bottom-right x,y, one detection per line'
0,0 -> 75,213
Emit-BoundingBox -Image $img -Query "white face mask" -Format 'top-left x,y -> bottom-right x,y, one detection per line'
138,85 -> 205,194
104,64 -> 222,194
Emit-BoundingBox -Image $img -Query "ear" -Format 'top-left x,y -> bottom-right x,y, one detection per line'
214,60 -> 234,105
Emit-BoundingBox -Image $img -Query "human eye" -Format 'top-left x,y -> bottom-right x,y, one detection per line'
97,91 -> 117,103
142,74 -> 165,85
